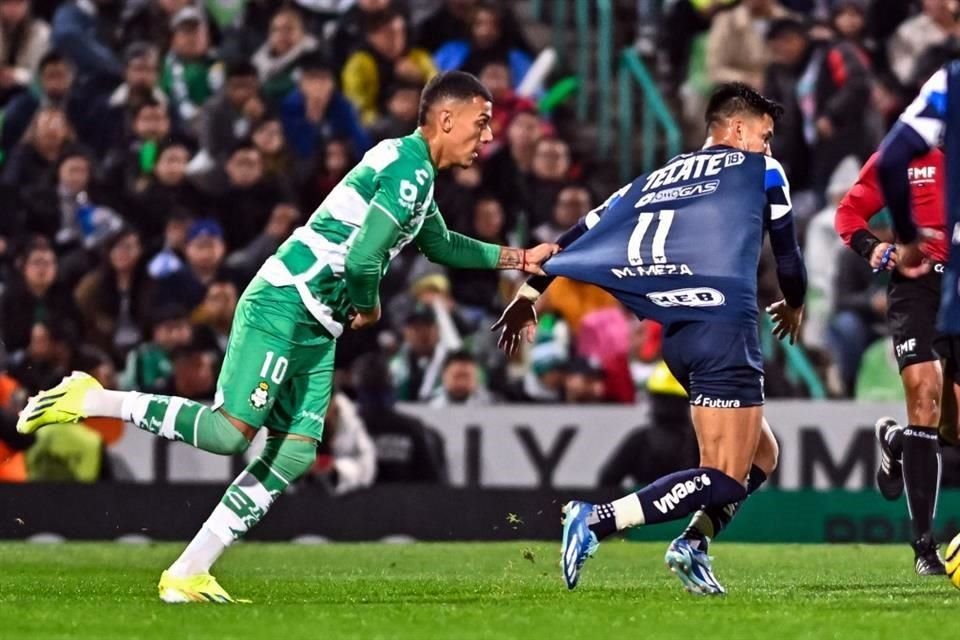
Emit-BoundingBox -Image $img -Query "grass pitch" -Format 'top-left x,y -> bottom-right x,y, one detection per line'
0,541 -> 956,640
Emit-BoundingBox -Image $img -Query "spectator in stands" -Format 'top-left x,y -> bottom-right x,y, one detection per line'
482,108 -> 541,227
764,17 -> 871,206
532,184 -> 591,244
50,0 -> 122,101
309,391 -> 377,494
827,219 -> 890,397
280,52 -> 370,162
329,0 -> 392,70
526,136 -> 572,227
161,7 -> 221,131
0,235 -> 75,353
830,0 -> 871,62
803,156 -> 860,355
390,303 -> 449,402
199,60 -> 265,163
341,7 -> 436,126
508,335 -> 567,403
251,115 -> 300,196
99,98 -> 171,199
478,59 -> 534,154
889,0 -> 958,88
418,0 -> 476,53
446,196 -> 505,319
127,138 -> 204,248
368,79 -> 421,142
151,217 -> 235,311
434,1 -> 532,88
120,303 -> 191,392
351,352 -> 448,484
120,0 -> 195,53
300,137 -> 354,211
2,106 -> 75,203
8,316 -> 76,393
160,329 -> 220,400
0,50 -> 82,153
706,0 -> 793,89
252,6 -> 319,102
629,319 -> 662,396
208,141 -> 294,255
661,0 -> 732,95
0,342 -> 31,482
0,0 -> 51,106
563,358 -> 606,404
73,227 -> 151,360
599,361 -> 699,486
146,210 -> 191,279
89,42 -> 166,155
428,349 -> 493,407
190,278 -> 237,352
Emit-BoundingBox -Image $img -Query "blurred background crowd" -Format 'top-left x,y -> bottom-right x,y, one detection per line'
0,0 -> 952,485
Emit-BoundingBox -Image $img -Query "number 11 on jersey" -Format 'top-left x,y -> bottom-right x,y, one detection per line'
628,209 -> 675,266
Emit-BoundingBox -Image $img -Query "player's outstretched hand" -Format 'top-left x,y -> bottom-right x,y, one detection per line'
350,304 -> 381,330
522,243 -> 560,275
491,296 -> 538,355
766,300 -> 803,345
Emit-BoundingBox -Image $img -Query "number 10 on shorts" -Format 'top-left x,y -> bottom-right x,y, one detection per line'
260,351 -> 289,384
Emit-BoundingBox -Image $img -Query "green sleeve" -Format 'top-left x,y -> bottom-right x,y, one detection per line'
343,203 -> 402,312
415,205 -> 501,269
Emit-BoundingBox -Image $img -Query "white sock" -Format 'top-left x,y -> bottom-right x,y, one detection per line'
167,527 -> 228,578
82,389 -> 137,420
612,494 -> 645,529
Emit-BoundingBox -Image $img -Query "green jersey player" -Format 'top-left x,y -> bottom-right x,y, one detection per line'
17,72 -> 558,603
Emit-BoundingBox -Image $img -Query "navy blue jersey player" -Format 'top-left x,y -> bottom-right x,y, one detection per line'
875,63 -> 960,574
493,84 -> 807,595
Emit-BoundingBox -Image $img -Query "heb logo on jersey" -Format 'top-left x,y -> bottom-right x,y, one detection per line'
635,180 -> 719,208
653,473 -> 712,514
646,287 -> 725,308
642,151 -> 745,191
692,394 -> 741,408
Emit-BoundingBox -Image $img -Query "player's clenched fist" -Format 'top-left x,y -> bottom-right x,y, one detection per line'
350,304 -> 381,330
522,243 -> 560,275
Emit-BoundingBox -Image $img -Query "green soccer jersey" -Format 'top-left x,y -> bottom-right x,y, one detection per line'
256,130 -> 501,338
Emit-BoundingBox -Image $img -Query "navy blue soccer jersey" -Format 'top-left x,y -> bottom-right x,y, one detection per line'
877,63 -> 960,334
543,147 -> 795,325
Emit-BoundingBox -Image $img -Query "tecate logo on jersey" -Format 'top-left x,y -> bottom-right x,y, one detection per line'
647,287 -> 725,308
635,180 -> 720,208
642,151 -> 745,191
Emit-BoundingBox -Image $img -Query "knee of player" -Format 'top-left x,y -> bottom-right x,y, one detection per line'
906,383 -> 942,425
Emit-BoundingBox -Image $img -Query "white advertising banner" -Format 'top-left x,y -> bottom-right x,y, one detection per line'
110,401 -> 906,489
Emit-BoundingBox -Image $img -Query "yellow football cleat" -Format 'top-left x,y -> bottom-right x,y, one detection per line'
158,571 -> 247,604
16,371 -> 103,435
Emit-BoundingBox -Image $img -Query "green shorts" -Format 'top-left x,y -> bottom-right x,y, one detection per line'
215,277 -> 337,441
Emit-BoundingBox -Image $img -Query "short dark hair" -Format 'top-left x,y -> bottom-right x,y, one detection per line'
132,97 -> 164,118
443,349 -> 477,370
38,50 -> 69,72
418,71 -> 493,125
765,17 -> 808,43
363,6 -> 404,34
225,60 -> 258,80
705,82 -> 784,128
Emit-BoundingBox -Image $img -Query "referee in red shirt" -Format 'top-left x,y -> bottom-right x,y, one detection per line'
835,147 -> 954,574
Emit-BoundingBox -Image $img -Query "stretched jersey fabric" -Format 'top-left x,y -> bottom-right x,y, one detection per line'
876,63 -> 960,334
544,147 -> 797,325
256,130 -> 500,338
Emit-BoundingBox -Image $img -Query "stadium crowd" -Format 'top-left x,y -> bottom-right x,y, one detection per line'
0,0 -> 954,483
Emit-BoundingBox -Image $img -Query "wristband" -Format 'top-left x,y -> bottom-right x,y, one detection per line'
517,283 -> 541,302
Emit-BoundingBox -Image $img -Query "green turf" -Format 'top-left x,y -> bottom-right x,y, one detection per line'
0,541 -> 957,640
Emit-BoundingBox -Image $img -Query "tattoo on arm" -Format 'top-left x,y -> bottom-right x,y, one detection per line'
496,247 -> 524,270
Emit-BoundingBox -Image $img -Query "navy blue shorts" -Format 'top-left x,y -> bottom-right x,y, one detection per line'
661,320 -> 765,408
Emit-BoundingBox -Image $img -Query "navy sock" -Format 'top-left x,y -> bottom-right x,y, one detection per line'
683,465 -> 768,550
901,426 -> 941,540
588,468 -> 746,541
